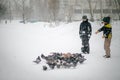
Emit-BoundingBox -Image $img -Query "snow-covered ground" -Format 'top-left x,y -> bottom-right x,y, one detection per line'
0,21 -> 120,80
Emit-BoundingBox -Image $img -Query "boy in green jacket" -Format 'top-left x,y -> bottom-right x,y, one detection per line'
95,17 -> 112,58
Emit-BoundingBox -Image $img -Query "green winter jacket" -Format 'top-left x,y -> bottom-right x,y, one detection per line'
98,24 -> 112,39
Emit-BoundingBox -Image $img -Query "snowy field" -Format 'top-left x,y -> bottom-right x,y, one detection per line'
0,21 -> 120,80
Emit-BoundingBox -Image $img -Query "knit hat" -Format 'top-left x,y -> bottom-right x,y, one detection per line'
82,15 -> 87,19
102,16 -> 110,23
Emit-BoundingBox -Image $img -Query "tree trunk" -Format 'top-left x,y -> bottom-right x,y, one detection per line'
88,0 -> 94,21
116,0 -> 120,20
8,1 -> 12,23
22,0 -> 25,24
100,0 -> 103,20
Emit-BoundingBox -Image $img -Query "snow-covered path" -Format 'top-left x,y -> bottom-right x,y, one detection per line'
0,21 -> 120,80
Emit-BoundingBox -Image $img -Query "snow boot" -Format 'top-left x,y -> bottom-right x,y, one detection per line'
103,55 -> 111,58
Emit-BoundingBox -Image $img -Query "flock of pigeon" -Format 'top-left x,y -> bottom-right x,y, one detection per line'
33,52 -> 86,71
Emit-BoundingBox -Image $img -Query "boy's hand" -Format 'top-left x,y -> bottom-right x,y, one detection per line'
102,36 -> 105,38
95,31 -> 99,34
102,34 -> 106,38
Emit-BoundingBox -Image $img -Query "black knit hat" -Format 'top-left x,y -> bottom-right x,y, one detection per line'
102,16 -> 110,23
82,15 -> 87,19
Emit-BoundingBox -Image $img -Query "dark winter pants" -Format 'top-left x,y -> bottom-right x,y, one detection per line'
81,35 -> 90,53
104,38 -> 111,56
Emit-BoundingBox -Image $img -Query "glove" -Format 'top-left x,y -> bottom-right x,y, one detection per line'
88,32 -> 91,38
87,32 -> 91,36
88,34 -> 91,39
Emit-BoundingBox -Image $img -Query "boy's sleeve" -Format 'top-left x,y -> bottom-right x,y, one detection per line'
89,23 -> 92,35
98,26 -> 104,32
104,28 -> 112,36
79,24 -> 82,35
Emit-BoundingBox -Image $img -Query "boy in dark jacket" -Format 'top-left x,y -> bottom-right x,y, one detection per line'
79,15 -> 92,54
95,16 -> 112,58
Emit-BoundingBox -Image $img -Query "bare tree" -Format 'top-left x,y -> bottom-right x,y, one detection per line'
1,0 -> 120,22
87,0 -> 94,21
117,0 -> 120,20
113,0 -> 120,20
0,0 -> 7,22
13,0 -> 30,23
36,0 -> 49,21
8,0 -> 12,22
21,0 -> 25,23
0,0 -> 4,17
48,0 -> 59,22
67,0 -> 75,22
100,0 -> 103,20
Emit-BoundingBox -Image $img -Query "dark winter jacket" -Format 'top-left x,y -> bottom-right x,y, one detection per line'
79,20 -> 92,36
98,24 -> 112,39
